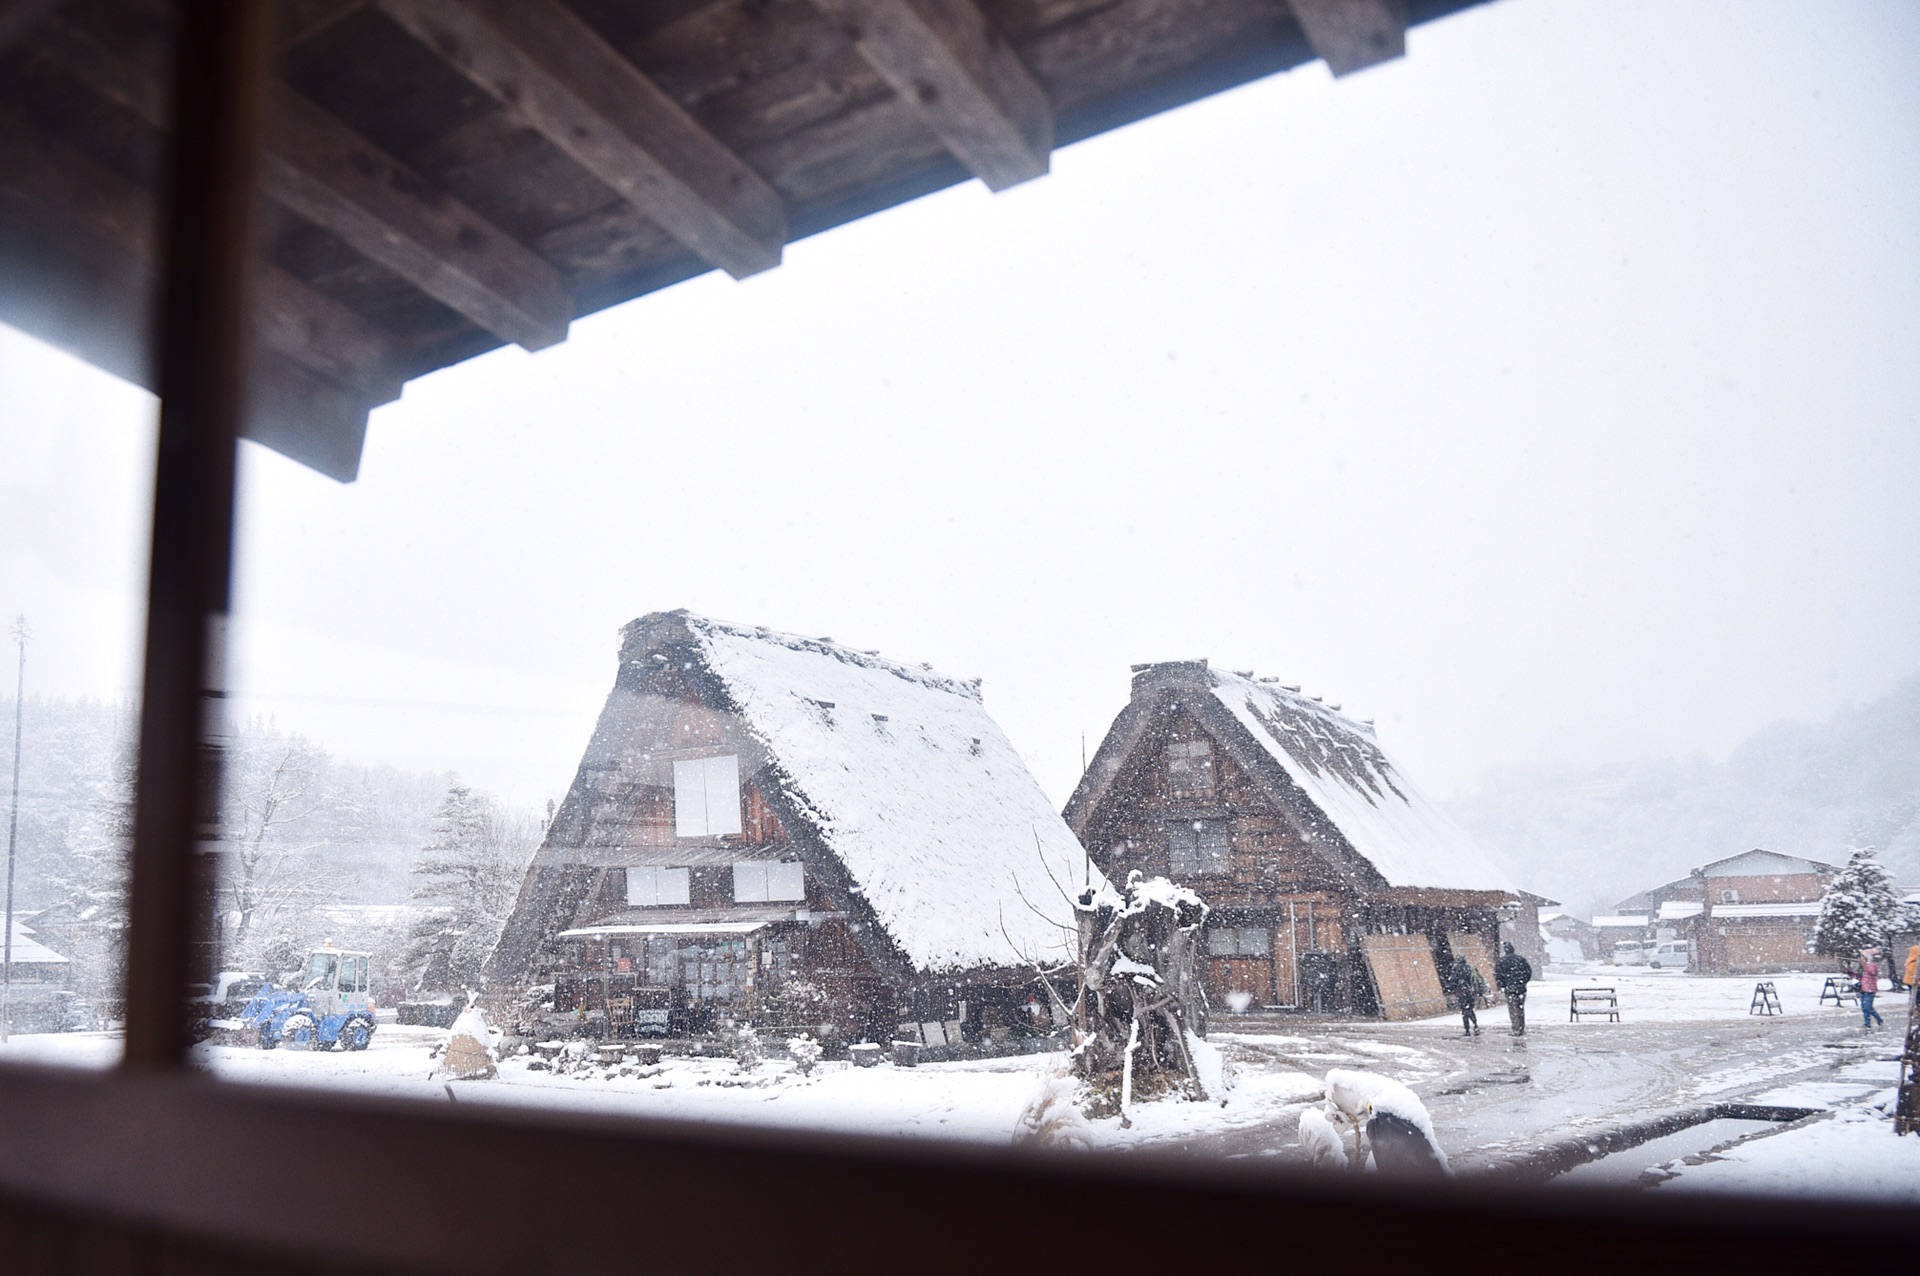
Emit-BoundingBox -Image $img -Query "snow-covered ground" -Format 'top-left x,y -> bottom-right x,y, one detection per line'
2,963 -> 1910,1200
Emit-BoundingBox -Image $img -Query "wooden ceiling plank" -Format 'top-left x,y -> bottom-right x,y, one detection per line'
377,0 -> 786,280
31,14 -> 569,352
1285,0 -> 1406,77
0,103 -> 398,405
808,0 -> 1051,192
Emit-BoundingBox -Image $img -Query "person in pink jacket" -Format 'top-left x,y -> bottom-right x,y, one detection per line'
1857,950 -> 1886,1030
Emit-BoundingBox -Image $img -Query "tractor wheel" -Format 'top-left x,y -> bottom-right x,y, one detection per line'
258,1022 -> 278,1051
342,1018 -> 373,1052
281,1012 -> 320,1051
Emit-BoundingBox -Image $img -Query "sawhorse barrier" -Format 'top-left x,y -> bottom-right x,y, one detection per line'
1750,981 -> 1782,1016
1819,976 -> 1858,1007
1570,987 -> 1621,1022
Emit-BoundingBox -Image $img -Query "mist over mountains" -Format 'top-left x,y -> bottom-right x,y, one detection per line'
1448,675 -> 1920,919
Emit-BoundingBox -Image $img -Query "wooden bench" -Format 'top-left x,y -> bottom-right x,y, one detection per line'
1569,987 -> 1621,1022
1750,981 -> 1783,1016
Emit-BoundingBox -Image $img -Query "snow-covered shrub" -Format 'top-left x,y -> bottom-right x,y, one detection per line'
786,1034 -> 823,1076
1324,1068 -> 1448,1176
731,1024 -> 764,1072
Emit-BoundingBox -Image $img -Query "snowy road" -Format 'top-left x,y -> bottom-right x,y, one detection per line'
3,963 -> 1912,1196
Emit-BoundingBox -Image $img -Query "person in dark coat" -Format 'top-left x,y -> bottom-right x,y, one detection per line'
1493,942 -> 1533,1035
1450,955 -> 1482,1038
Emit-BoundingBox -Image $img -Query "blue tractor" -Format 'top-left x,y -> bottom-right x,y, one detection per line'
240,945 -> 378,1052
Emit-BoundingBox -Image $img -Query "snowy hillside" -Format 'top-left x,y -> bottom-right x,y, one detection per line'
1447,675 -> 1920,917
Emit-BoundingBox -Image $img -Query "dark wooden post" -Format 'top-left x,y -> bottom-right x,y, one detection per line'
121,0 -> 273,1069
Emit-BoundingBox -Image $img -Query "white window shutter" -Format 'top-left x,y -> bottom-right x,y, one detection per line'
767,861 -> 805,902
704,755 -> 742,836
733,862 -> 769,903
673,760 -> 707,837
659,867 -> 691,906
626,866 -> 655,906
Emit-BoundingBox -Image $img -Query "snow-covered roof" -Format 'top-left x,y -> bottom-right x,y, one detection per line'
1658,901 -> 1705,921
654,613 -> 1097,974
4,919 -> 70,965
1206,671 -> 1517,894
559,921 -> 770,938
1593,914 -> 1649,928
1697,849 -> 1838,879
1713,902 -> 1822,919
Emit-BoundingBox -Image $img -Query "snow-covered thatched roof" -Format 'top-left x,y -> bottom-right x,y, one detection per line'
676,614 -> 1096,972
1207,671 -> 1516,894
488,611 -> 1097,986
1068,660 -> 1515,897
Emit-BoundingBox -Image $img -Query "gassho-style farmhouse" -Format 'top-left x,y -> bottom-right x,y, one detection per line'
485,615 -> 1523,1043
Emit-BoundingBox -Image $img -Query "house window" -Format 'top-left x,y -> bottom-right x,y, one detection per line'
1207,926 -> 1271,956
674,754 -> 743,837
734,861 -> 805,903
1166,738 -> 1215,793
627,866 -> 692,907
1167,819 -> 1230,876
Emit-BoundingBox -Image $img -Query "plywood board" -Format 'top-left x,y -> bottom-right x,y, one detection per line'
1361,934 -> 1448,1021
1448,931 -> 1502,1005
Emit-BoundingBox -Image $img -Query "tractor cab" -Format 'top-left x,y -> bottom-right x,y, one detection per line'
300,945 -> 375,1020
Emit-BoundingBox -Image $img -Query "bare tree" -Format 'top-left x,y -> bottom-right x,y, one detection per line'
217,731 -> 329,966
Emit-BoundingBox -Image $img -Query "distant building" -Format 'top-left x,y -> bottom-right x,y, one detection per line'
1615,850 -> 1839,975
1539,910 -> 1601,962
1501,890 -> 1558,972
1066,660 -> 1516,1020
484,611 -> 1096,1048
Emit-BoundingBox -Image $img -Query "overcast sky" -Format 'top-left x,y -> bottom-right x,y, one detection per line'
3,0 -> 1917,828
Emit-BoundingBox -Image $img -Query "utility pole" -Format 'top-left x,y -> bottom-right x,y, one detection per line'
3,616 -> 27,1045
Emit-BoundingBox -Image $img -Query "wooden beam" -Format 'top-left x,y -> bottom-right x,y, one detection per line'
378,0 -> 785,280
30,15 -> 570,352
1285,0 -> 1407,77
0,107 -> 376,480
123,0 -> 274,1070
0,104 -> 398,405
809,0 -> 1051,192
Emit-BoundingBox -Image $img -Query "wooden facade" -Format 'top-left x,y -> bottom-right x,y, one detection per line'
1066,660 -> 1516,1018
485,610 -> 1092,1047
1617,850 -> 1838,976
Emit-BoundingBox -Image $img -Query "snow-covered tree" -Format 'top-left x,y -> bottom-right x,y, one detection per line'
403,782 -> 536,996
217,730 -> 329,965
1815,846 -> 1906,960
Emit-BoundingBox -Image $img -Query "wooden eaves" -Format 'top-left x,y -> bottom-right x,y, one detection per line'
4,3 -> 1914,1273
2,0 -> 1470,481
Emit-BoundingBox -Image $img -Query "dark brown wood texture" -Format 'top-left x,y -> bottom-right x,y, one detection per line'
0,0 -> 1488,480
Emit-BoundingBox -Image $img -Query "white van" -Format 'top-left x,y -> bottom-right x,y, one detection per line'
1649,940 -> 1690,970
1611,940 -> 1652,966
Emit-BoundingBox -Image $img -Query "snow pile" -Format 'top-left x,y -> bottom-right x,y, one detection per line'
1014,1065 -> 1093,1151
440,1001 -> 498,1081
1212,672 -> 1515,893
1297,1107 -> 1348,1169
1185,1031 -> 1228,1100
686,615 -> 1103,971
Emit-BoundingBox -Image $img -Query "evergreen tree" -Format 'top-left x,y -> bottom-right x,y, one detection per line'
402,782 -> 534,996
1814,846 -> 1905,959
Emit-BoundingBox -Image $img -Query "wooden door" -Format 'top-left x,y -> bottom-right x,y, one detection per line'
1361,934 -> 1449,1021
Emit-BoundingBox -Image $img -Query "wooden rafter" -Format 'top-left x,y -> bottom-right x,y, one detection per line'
0,103 -> 397,405
810,0 -> 1051,192
1286,0 -> 1407,77
30,15 -> 571,353
378,0 -> 786,280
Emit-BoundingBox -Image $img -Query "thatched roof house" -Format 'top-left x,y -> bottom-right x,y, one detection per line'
1067,660 -> 1516,1019
486,610 -> 1095,1044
